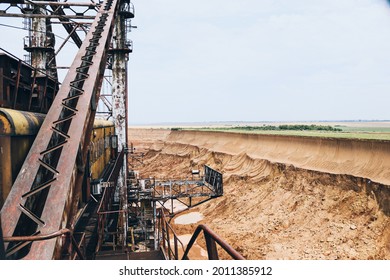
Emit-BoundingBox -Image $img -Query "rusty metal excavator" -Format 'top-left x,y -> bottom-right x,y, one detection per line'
0,0 -> 243,260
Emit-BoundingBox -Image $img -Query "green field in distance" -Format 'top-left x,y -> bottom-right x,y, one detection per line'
176,122 -> 390,141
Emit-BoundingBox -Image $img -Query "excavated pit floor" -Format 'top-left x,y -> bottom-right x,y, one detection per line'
129,128 -> 390,260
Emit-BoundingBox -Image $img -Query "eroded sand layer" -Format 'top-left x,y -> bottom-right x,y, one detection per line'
128,129 -> 390,260
165,130 -> 390,186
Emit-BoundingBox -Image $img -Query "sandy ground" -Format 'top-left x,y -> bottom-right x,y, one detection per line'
128,128 -> 390,260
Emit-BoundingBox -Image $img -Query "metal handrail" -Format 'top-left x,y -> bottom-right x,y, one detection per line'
95,149 -> 125,252
2,228 -> 85,260
0,47 -> 60,82
157,208 -> 244,260
72,232 -> 86,260
182,224 -> 245,260
156,208 -> 185,260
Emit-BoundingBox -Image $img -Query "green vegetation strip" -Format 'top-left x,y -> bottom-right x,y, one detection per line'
171,125 -> 390,141
173,124 -> 341,132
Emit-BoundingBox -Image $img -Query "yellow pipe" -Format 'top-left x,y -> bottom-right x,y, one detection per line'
0,108 -> 45,136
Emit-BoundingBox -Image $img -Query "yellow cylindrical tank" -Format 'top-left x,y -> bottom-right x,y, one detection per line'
0,108 -> 45,209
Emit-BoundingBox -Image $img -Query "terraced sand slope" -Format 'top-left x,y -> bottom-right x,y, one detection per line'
165,130 -> 390,186
129,129 -> 390,260
128,128 -> 171,151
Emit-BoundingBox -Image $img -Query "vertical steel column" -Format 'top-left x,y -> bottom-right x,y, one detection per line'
153,201 -> 158,250
23,2 -> 58,113
111,0 -> 134,248
45,23 -> 57,79
30,4 -> 47,76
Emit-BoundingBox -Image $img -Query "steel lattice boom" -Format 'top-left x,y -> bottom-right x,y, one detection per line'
0,0 -> 120,260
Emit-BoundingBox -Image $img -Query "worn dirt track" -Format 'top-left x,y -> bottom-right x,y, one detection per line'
129,128 -> 390,260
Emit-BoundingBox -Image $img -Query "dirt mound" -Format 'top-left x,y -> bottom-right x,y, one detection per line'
129,129 -> 390,260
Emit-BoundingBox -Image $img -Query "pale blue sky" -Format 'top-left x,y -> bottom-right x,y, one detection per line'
129,0 -> 390,124
1,1 -> 390,124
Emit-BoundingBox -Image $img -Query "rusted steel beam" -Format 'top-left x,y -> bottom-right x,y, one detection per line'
0,217 -> 5,260
12,60 -> 22,109
70,233 -> 85,260
0,0 -> 94,5
50,5 -> 85,49
2,228 -> 85,260
45,20 -> 58,79
0,13 -> 96,19
27,1 -> 99,7
2,228 -> 70,242
0,0 -> 22,3
28,70 -> 37,110
97,210 -> 125,215
0,0 -> 120,260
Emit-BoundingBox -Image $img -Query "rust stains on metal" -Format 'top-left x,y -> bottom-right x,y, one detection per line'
0,108 -> 45,136
110,8 -> 131,248
0,0 -> 120,260
181,224 -> 245,260
29,6 -> 47,75
2,228 -> 71,242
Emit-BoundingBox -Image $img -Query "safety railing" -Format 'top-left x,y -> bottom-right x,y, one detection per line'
71,232 -> 86,260
95,149 -> 125,252
182,224 -> 245,260
1,228 -> 85,260
157,208 -> 244,260
156,208 -> 185,260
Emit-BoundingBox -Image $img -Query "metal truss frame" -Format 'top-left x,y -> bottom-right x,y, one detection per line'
0,0 -> 120,260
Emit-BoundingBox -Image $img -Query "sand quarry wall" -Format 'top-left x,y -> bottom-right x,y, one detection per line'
129,128 -> 171,142
131,129 -> 390,259
163,130 -> 390,186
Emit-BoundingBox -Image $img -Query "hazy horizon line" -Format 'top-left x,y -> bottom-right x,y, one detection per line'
128,119 -> 390,126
